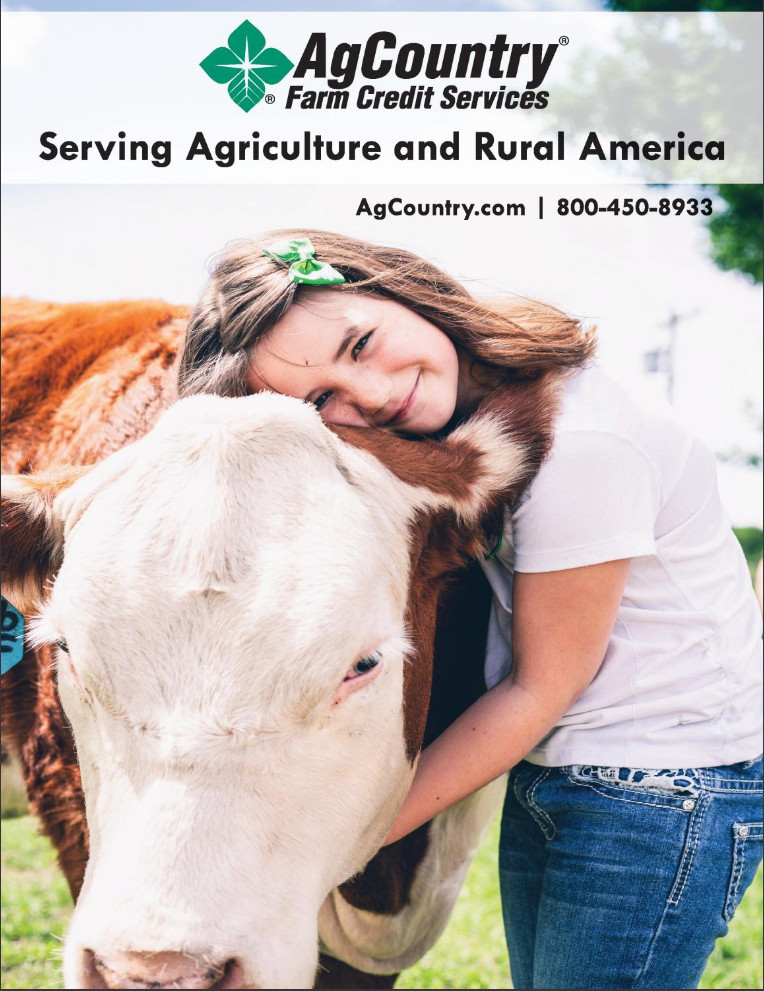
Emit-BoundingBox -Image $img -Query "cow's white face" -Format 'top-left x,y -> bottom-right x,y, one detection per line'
31,394 -> 427,989
3,387 -> 530,990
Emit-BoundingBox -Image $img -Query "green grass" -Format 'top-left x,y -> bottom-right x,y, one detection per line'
699,852 -> 764,991
398,818 -> 511,990
1,818 -> 70,990
2,816 -> 761,990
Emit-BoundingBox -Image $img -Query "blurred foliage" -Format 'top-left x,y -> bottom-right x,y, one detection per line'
553,14 -> 761,181
553,13 -> 762,281
707,185 -> 763,284
733,526 -> 764,570
720,445 -> 763,469
607,2 -> 763,11
719,401 -> 763,470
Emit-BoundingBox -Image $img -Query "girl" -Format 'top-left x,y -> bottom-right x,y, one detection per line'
178,230 -> 763,990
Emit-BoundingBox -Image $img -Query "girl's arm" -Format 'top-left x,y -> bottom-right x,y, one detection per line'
383,557 -> 630,845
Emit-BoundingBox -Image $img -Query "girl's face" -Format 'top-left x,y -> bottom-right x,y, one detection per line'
247,290 -> 468,434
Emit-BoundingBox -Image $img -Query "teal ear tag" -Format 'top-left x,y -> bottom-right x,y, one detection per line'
1,597 -> 25,675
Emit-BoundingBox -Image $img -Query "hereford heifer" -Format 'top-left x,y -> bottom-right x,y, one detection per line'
1,300 -> 558,990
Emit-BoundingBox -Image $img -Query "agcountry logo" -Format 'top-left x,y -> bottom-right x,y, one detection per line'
200,21 -> 294,112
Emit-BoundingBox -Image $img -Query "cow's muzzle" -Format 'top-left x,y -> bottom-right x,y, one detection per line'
83,949 -> 250,989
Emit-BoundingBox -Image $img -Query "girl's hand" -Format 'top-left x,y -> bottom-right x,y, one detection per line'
382,558 -> 630,846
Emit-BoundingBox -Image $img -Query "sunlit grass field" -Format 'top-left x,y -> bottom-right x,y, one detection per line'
2,815 -> 761,990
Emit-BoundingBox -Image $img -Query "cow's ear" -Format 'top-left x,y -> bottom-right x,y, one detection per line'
0,467 -> 89,616
335,377 -> 560,524
1,440 -> 148,616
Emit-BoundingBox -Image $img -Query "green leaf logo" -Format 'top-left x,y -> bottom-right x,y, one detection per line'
200,21 -> 294,112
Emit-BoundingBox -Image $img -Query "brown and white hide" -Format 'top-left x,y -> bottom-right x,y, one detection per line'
1,299 -> 559,990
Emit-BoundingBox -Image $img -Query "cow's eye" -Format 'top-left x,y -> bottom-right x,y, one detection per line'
345,650 -> 381,681
56,638 -> 69,654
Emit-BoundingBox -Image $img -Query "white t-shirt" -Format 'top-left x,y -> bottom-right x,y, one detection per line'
481,365 -> 763,768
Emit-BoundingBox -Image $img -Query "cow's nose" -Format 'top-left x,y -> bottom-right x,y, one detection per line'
83,949 -> 250,989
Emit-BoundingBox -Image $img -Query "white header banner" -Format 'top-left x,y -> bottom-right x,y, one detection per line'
1,11 -> 761,184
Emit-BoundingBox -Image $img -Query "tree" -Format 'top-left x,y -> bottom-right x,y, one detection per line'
552,13 -> 763,283
607,2 -> 762,11
706,185 -> 763,284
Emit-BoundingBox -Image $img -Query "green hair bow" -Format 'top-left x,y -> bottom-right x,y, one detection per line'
262,237 -> 346,286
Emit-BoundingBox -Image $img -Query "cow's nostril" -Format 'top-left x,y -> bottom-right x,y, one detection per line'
211,958 -> 248,990
83,948 -> 248,990
83,949 -> 109,989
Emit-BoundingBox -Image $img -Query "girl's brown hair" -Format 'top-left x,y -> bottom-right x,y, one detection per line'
177,229 -> 596,399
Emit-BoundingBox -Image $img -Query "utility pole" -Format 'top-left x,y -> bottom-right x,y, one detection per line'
664,312 -> 678,406
644,310 -> 698,405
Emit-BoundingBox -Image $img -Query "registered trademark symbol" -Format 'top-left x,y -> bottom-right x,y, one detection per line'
265,94 -> 276,105
559,35 -> 569,45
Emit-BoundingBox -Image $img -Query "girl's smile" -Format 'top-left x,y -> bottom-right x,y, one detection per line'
246,290 -> 470,434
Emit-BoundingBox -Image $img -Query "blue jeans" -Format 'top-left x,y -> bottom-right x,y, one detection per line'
499,757 -> 763,989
